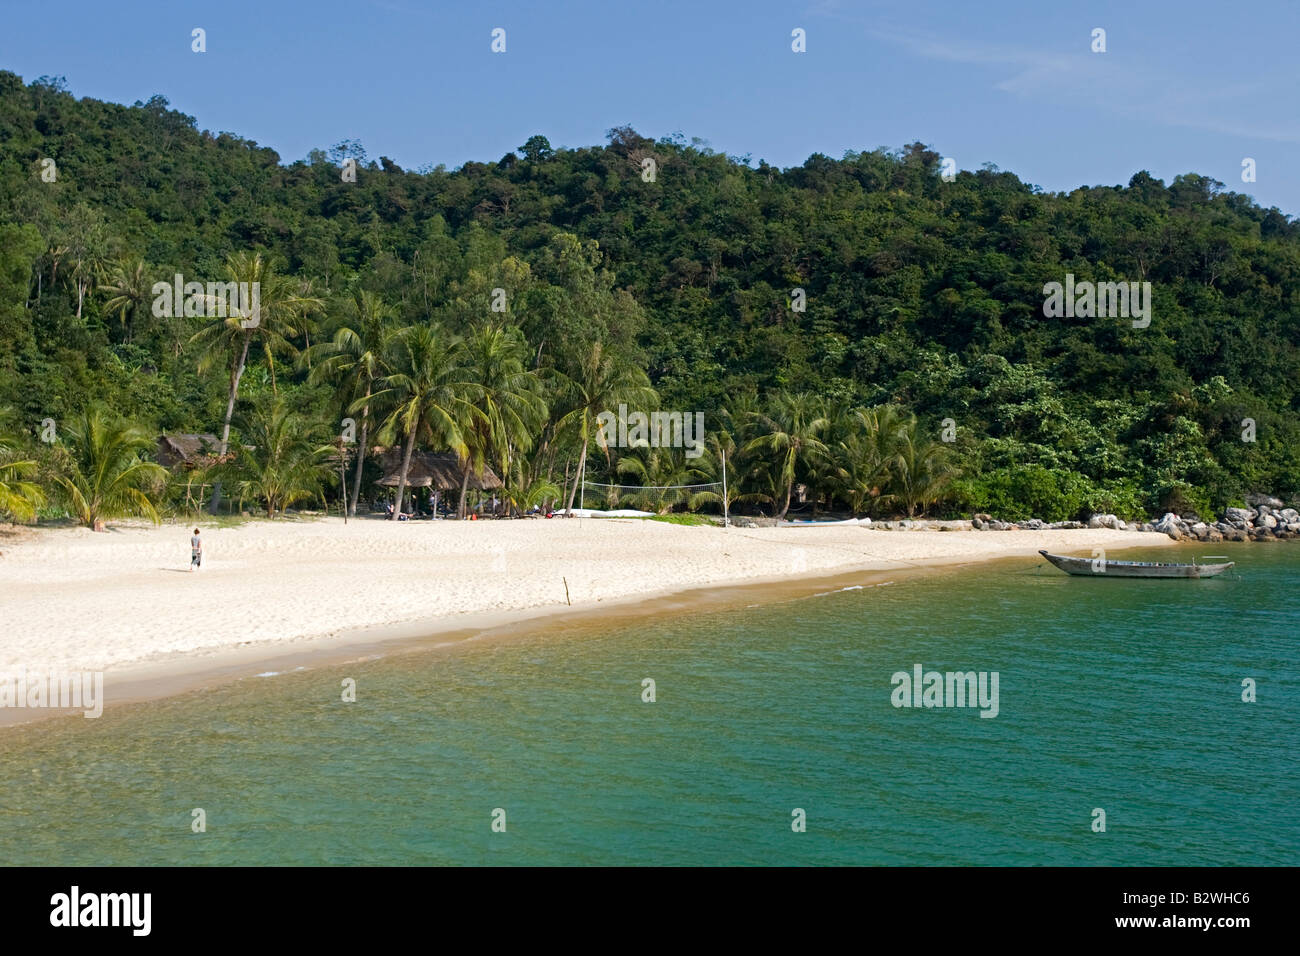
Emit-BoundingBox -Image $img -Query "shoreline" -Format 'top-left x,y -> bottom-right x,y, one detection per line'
0,517 -> 1180,729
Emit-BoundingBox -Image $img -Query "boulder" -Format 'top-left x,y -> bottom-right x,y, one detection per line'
1257,513 -> 1278,529
1245,493 -> 1284,509
1153,512 -> 1179,533
971,517 -> 985,530
1223,507 -> 1254,528
1281,509 -> 1299,523
1225,529 -> 1249,542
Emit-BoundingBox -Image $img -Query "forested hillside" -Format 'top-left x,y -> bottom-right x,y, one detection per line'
2,70 -> 1298,522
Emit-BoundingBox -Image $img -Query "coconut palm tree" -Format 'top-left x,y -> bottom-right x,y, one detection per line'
614,445 -> 713,514
53,406 -> 167,531
744,391 -> 831,519
553,341 -> 656,512
460,323 -> 547,517
0,436 -> 44,522
890,416 -> 957,517
189,252 -> 322,511
370,324 -> 480,521
302,289 -> 394,516
499,458 -> 561,517
221,396 -> 333,518
837,405 -> 908,516
100,257 -> 151,344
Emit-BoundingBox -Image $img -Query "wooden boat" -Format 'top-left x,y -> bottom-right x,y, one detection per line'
1038,550 -> 1234,579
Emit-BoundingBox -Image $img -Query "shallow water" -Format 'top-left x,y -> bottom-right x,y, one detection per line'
1,545 -> 1296,865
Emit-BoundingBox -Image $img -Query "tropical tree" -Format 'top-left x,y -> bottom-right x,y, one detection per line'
499,457 -> 561,516
303,289 -> 394,515
221,396 -> 333,518
614,444 -> 713,514
460,323 -> 547,517
744,391 -> 831,518
370,324 -> 479,521
100,257 -> 151,344
0,436 -> 44,522
890,416 -> 958,517
53,406 -> 167,530
553,341 -> 655,512
837,405 -> 908,516
189,251 -> 322,511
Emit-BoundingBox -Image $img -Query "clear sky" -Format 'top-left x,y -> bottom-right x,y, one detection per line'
3,0 -> 1297,215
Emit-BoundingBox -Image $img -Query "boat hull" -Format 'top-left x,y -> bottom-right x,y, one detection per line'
1038,550 -> 1234,578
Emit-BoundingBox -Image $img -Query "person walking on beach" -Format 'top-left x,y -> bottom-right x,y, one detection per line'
190,528 -> 202,571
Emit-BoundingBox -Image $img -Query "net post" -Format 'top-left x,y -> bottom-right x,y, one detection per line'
722,448 -> 729,528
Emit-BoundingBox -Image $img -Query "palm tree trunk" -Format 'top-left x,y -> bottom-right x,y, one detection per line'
209,332 -> 252,513
564,435 -> 589,512
392,427 -> 417,521
457,463 -> 471,518
778,481 -> 793,520
348,391 -> 370,517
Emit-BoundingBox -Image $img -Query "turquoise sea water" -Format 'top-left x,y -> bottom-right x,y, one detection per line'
1,544 -> 1296,866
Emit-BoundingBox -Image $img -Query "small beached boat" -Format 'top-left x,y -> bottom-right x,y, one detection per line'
1038,550 -> 1234,579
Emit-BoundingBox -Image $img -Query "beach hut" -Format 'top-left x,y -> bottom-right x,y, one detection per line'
156,433 -> 226,469
374,449 -> 502,490
374,449 -> 503,515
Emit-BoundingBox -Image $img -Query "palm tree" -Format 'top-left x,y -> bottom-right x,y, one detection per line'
53,406 -> 167,531
837,405 -> 908,516
553,341 -> 656,512
890,416 -> 957,517
100,258 -> 151,344
370,324 -> 479,521
190,252 -> 321,511
744,391 -> 831,519
303,289 -> 394,515
500,458 -> 561,516
615,445 -> 713,514
460,323 -> 547,517
0,436 -> 44,522
221,396 -> 333,518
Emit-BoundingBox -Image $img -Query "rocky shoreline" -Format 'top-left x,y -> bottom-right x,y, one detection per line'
885,493 -> 1298,543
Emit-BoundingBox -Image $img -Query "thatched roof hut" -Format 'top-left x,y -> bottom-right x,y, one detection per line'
157,433 -> 226,469
374,448 -> 502,490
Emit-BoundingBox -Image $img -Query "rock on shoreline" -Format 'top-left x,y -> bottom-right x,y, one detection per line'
960,502 -> 1299,543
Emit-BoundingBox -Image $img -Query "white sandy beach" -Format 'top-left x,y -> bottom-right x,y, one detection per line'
0,517 -> 1175,678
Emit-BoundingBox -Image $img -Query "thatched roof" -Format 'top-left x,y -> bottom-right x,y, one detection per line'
374,448 -> 502,490
157,433 -> 225,469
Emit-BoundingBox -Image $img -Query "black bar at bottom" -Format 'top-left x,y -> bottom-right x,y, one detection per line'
0,866 -> 1283,942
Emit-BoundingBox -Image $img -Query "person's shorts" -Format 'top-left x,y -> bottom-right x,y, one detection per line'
191,551 -> 201,566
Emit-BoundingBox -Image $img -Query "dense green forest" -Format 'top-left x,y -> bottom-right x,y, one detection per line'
2,70 -> 1298,525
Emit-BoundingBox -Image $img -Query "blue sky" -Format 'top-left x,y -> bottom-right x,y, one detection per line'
3,0 -> 1297,214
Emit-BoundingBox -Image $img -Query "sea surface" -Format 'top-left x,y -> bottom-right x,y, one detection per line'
2,544 -> 1296,865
